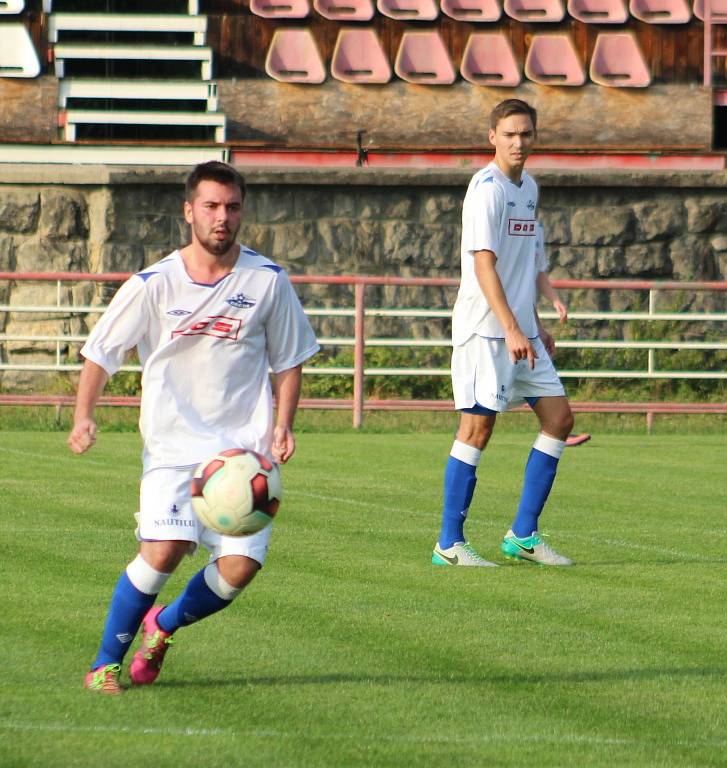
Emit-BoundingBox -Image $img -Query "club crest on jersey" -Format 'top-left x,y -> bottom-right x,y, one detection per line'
527,200 -> 536,211
226,292 -> 256,309
508,219 -> 536,236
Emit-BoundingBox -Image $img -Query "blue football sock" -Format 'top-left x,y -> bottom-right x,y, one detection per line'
438,440 -> 482,549
511,433 -> 565,538
92,571 -> 156,668
157,567 -> 233,634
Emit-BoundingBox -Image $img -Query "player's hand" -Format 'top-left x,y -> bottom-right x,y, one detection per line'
68,418 -> 97,454
505,328 -> 538,370
540,329 -> 556,357
554,299 -> 568,323
272,424 -> 296,464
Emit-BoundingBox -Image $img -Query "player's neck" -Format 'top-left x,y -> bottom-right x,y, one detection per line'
180,243 -> 239,284
493,156 -> 525,185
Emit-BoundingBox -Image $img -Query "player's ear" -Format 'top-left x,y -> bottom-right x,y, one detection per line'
183,200 -> 193,224
488,127 -> 496,147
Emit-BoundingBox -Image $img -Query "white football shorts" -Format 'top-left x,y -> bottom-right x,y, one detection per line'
136,466 -> 272,566
451,334 -> 566,413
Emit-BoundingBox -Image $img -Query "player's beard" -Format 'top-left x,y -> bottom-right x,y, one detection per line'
194,221 -> 241,257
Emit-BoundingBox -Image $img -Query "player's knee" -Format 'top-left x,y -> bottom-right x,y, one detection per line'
139,540 -> 189,573
457,416 -> 495,450
216,554 -> 260,590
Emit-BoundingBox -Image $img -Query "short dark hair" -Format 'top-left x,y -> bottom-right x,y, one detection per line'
185,161 -> 246,202
489,99 -> 537,132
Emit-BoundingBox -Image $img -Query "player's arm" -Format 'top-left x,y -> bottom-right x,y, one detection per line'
271,364 -> 303,464
536,271 -> 568,323
534,305 -> 555,357
474,250 -> 537,369
68,359 -> 109,454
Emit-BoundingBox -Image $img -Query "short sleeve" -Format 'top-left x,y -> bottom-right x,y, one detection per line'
461,175 -> 504,257
264,271 -> 319,373
80,275 -> 151,376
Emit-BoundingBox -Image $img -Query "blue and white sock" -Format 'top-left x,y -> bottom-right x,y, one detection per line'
511,433 -> 565,538
157,563 -> 243,634
438,440 -> 482,549
92,555 -> 171,669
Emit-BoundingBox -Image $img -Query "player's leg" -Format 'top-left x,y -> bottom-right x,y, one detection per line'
433,410 -> 499,566
84,540 -> 187,693
502,394 -> 574,566
130,524 -> 271,686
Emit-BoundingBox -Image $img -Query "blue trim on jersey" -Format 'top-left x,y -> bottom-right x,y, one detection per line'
474,175 -> 494,188
137,271 -> 158,282
261,264 -> 283,273
189,273 -> 235,288
460,403 -> 499,416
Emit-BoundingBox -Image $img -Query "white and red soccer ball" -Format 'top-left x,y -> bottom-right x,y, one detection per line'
191,448 -> 282,536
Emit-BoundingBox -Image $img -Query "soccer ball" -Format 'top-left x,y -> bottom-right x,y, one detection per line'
190,448 -> 282,536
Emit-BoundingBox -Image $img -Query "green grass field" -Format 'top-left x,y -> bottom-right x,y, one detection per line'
1,429 -> 727,767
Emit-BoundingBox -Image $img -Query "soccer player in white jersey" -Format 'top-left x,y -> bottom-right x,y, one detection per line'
69,161 -> 319,693
432,99 -> 575,568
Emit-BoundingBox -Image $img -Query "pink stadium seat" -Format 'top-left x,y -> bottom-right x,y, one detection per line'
250,0 -> 310,18
504,0 -> 565,20
377,0 -> 439,19
589,32 -> 651,87
460,33 -> 521,86
331,28 -> 391,83
394,31 -> 456,84
694,0 -> 727,19
524,34 -> 585,85
264,29 -> 326,83
567,0 -> 628,21
440,0 -> 502,20
314,0 -> 375,19
629,0 -> 691,22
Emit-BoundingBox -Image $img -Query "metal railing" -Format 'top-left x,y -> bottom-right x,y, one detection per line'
1,271 -> 726,427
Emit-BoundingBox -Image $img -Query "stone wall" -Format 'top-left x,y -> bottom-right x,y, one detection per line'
1,165 -> 726,388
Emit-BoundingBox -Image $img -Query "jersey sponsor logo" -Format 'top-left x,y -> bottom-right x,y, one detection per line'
226,292 -> 256,309
167,308 -> 191,316
507,219 -> 536,236
172,315 -> 242,341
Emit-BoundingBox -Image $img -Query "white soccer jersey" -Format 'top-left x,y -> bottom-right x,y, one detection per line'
81,246 -> 319,471
452,162 -> 539,345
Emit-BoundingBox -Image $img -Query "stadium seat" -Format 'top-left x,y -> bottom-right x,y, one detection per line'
394,31 -> 456,84
49,14 -> 208,45
629,0 -> 691,21
524,34 -> 585,85
377,0 -> 439,19
53,43 -> 214,80
314,0 -> 375,19
58,78 -> 219,110
0,0 -> 24,13
567,0 -> 628,21
0,24 -> 40,77
331,28 -> 392,83
504,0 -> 565,20
460,33 -> 520,86
694,0 -> 727,19
250,0 -> 310,18
265,29 -> 326,83
440,0 -> 502,20
589,31 -> 651,87
61,109 -> 226,142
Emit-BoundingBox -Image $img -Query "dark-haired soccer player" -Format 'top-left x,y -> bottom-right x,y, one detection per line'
70,161 -> 319,693
432,99 -> 574,568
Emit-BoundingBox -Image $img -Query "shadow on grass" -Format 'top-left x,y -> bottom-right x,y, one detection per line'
158,666 -> 727,689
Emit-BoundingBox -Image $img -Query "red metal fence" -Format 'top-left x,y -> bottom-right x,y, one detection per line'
1,271 -> 726,429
